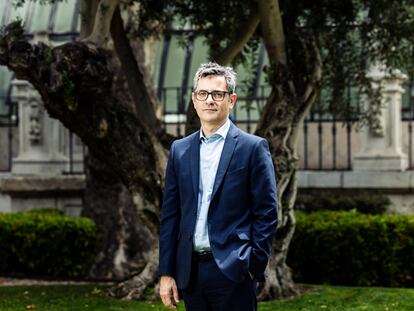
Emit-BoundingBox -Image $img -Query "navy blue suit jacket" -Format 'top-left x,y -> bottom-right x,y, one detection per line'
159,123 -> 278,289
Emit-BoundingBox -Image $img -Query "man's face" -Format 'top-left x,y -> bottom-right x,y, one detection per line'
192,75 -> 237,127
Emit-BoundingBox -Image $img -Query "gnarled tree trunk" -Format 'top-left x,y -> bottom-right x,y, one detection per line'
255,9 -> 322,299
0,20 -> 167,299
105,190 -> 162,299
82,152 -> 151,280
255,59 -> 322,298
239,0 -> 322,300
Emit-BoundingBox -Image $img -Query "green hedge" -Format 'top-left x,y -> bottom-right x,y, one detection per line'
287,211 -> 414,287
295,191 -> 390,214
0,209 -> 97,277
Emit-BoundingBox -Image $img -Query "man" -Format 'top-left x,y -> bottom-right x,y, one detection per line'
159,62 -> 278,311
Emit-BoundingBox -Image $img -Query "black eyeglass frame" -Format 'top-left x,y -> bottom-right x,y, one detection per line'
193,90 -> 232,101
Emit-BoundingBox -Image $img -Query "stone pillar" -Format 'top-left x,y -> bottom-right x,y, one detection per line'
0,32 -> 85,216
353,65 -> 408,171
11,80 -> 68,175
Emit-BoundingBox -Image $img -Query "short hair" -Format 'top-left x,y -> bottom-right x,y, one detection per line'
193,62 -> 237,94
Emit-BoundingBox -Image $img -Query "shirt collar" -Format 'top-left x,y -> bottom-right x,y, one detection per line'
200,118 -> 231,141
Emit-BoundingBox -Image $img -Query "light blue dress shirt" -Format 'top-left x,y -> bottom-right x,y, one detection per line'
193,118 -> 231,252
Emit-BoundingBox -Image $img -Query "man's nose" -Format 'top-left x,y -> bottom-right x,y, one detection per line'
206,93 -> 215,102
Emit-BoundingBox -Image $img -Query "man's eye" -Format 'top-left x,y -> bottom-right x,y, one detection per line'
213,92 -> 224,97
198,91 -> 208,96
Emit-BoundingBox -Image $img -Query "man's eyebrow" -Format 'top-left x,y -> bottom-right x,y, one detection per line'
195,89 -> 227,92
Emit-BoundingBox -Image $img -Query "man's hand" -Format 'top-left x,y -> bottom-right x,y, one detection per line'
160,275 -> 180,309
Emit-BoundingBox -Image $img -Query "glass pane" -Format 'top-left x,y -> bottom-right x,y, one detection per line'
162,37 -> 187,112
188,37 -> 208,89
54,0 -> 78,33
153,38 -> 165,89
30,2 -> 52,33
164,37 -> 186,88
0,0 -> 9,26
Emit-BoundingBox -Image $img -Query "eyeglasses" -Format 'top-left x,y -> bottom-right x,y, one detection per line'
194,90 -> 231,101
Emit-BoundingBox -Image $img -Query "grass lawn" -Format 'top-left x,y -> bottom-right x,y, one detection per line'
0,284 -> 413,310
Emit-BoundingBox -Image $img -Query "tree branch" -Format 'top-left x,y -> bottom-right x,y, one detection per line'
214,3 -> 260,65
288,37 -> 322,155
257,0 -> 287,65
110,7 -> 162,131
84,0 -> 120,47
79,0 -> 99,39
299,38 -> 322,107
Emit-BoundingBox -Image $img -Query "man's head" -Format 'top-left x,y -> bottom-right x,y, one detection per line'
192,62 -> 237,129
193,62 -> 237,94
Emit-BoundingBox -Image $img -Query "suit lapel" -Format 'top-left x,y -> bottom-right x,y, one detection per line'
211,123 -> 239,202
190,131 -> 200,200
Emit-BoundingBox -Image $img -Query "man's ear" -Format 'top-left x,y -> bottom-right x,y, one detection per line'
229,93 -> 237,109
192,93 -> 196,108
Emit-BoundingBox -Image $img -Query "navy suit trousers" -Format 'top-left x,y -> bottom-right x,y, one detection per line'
182,258 -> 257,311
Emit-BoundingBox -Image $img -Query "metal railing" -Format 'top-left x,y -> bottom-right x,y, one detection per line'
2,82 -> 414,174
159,84 -> 414,171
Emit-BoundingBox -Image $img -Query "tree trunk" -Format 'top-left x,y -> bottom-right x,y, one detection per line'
105,189 -> 163,299
0,21 -> 167,299
82,152 -> 151,280
255,36 -> 322,299
254,86 -> 301,299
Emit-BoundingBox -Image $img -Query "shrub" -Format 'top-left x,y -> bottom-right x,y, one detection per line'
295,191 -> 390,214
287,211 -> 414,287
26,208 -> 64,216
0,209 -> 97,277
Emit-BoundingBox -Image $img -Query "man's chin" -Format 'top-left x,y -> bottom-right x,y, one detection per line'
200,116 -> 217,122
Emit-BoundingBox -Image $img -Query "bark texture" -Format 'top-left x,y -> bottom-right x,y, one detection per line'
255,38 -> 322,300
84,0 -> 120,47
83,152 -> 151,280
105,194 -> 160,299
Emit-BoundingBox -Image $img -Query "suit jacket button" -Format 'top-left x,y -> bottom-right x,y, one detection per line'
188,234 -> 192,240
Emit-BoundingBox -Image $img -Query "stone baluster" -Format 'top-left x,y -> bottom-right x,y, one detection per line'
353,65 -> 408,171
